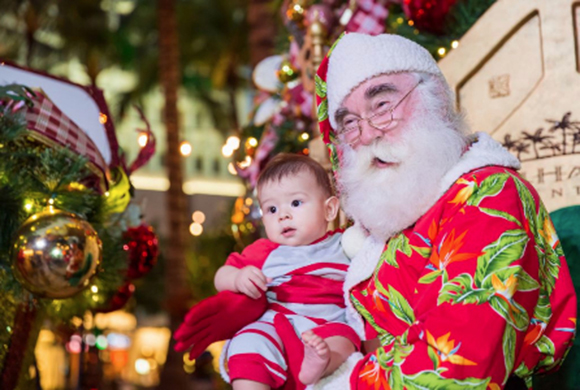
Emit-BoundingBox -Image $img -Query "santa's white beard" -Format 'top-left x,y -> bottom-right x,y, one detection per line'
338,111 -> 467,242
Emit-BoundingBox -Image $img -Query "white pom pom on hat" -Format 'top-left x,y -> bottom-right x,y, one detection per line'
327,33 -> 443,129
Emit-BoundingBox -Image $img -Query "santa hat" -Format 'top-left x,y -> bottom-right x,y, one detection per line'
315,33 -> 443,142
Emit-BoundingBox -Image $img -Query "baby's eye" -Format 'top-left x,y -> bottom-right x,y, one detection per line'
291,200 -> 302,207
268,206 -> 277,214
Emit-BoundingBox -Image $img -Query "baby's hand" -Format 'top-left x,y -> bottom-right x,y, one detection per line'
234,266 -> 268,299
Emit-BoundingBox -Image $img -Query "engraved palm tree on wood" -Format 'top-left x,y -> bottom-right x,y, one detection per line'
521,128 -> 552,159
546,112 -> 577,155
503,112 -> 580,161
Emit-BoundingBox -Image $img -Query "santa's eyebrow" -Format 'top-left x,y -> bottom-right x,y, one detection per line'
364,83 -> 398,99
335,108 -> 352,125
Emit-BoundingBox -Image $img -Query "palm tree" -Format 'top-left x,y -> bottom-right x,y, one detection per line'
540,140 -> 561,157
502,134 -> 518,153
513,141 -> 530,160
572,132 -> 580,154
546,112 -> 580,156
521,128 -> 552,159
157,0 -> 190,387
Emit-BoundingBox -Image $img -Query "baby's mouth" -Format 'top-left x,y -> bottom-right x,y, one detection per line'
282,227 -> 296,236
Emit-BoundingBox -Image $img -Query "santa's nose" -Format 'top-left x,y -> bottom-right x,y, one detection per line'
358,121 -> 384,146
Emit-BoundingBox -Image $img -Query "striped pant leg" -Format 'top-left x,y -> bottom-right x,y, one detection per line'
224,320 -> 288,388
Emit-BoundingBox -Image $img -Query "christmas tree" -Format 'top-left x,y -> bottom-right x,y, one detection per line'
0,64 -> 158,389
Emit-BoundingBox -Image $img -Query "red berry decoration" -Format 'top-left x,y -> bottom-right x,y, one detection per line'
403,0 -> 457,34
123,225 -> 159,280
94,282 -> 135,313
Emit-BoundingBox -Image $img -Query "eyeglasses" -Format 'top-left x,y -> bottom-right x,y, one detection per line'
336,80 -> 423,145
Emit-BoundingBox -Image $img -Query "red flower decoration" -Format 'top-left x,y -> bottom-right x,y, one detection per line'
123,225 -> 159,279
403,0 -> 457,34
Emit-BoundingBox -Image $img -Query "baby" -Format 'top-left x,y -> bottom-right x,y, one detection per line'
214,153 -> 359,389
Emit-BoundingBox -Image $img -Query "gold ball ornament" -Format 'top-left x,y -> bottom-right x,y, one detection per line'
12,208 -> 101,299
286,0 -> 307,26
277,59 -> 300,84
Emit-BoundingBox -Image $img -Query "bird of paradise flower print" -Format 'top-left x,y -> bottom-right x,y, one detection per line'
425,330 -> 477,370
419,229 -> 482,284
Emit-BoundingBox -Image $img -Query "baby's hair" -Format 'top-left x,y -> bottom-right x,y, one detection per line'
257,153 -> 334,198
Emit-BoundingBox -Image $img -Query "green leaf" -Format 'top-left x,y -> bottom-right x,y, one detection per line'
467,174 -> 508,206
390,363 -> 404,390
404,371 -> 490,390
377,345 -> 392,369
351,294 -> 384,336
489,295 -> 529,331
412,244 -> 431,258
314,74 -> 326,98
475,229 -> 529,285
388,285 -> 415,325
380,234 -> 412,269
379,332 -> 395,347
502,326 -> 516,384
480,266 -> 539,292
536,335 -> 556,356
317,98 -> 328,122
533,292 -> 552,323
428,346 -> 440,370
439,273 -> 478,305
479,207 -> 522,227
419,270 -> 442,284
512,176 -> 537,233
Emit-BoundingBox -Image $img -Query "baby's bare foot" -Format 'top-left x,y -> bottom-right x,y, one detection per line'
299,331 -> 330,385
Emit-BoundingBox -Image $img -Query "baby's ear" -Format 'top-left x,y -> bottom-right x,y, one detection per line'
324,196 -> 340,221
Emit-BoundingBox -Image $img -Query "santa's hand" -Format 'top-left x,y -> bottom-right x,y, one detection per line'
173,290 -> 268,360
234,266 -> 268,299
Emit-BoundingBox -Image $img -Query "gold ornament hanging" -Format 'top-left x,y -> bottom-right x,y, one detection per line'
277,59 -> 300,84
286,0 -> 307,26
12,208 -> 101,299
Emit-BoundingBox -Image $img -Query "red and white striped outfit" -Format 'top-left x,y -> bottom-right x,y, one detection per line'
219,231 -> 360,388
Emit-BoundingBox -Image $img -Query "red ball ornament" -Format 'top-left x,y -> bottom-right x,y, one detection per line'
403,0 -> 457,34
123,225 -> 159,279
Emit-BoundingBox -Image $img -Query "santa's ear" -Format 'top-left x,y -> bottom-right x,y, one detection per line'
324,196 -> 340,221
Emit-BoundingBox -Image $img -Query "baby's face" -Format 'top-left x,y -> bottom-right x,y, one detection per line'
258,171 -> 332,246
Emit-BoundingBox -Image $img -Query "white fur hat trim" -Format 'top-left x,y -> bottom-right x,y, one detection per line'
327,33 -> 442,128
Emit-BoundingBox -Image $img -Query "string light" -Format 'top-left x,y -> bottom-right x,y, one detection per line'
99,113 -> 108,124
247,137 -> 258,148
222,144 -> 234,157
189,222 -> 203,236
91,285 -> 99,293
180,141 -> 192,156
226,136 -> 241,150
437,47 -> 447,57
192,211 -> 206,224
138,132 -> 149,147
300,132 -> 310,141
451,40 -> 459,49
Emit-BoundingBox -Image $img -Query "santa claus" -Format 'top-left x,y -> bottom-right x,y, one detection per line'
309,32 -> 576,390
